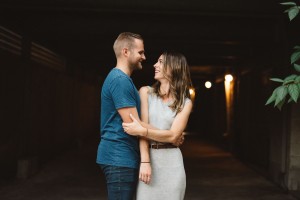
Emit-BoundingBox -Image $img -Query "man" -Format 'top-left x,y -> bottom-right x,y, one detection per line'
96,32 -> 146,200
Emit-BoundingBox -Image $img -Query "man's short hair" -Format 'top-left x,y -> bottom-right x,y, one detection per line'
113,32 -> 143,57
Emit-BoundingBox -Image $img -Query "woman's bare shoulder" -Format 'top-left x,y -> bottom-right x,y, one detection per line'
139,86 -> 151,94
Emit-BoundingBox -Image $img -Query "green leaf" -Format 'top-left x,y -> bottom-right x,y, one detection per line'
288,7 -> 300,20
288,97 -> 293,103
295,75 -> 300,83
270,78 -> 284,83
294,64 -> 300,72
280,2 -> 297,6
284,74 -> 297,81
275,86 -> 288,106
288,84 -> 300,102
266,88 -> 278,105
276,98 -> 286,110
291,49 -> 300,64
266,96 -> 276,105
294,45 -> 300,49
284,74 -> 297,85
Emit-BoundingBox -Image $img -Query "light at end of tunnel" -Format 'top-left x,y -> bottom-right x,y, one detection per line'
189,88 -> 195,95
225,74 -> 233,83
189,87 -> 196,103
205,81 -> 212,89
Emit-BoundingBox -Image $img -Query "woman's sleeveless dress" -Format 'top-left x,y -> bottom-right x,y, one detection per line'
136,88 -> 190,200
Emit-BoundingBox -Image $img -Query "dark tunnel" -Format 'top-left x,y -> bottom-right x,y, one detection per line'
1,0 -> 300,199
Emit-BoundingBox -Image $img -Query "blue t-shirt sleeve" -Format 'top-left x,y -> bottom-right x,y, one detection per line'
110,76 -> 137,109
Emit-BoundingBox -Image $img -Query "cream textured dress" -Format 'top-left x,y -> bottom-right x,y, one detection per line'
136,87 -> 190,200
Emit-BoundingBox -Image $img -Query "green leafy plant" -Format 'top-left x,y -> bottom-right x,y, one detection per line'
266,1 -> 300,110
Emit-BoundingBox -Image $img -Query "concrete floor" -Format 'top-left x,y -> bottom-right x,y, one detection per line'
0,136 -> 298,200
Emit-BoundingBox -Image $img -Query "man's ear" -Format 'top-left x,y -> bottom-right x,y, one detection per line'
122,48 -> 129,57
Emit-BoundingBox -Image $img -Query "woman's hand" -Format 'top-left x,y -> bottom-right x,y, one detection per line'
173,133 -> 185,147
139,163 -> 152,184
122,114 -> 146,136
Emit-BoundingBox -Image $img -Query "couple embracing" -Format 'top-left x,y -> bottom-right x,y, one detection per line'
96,32 -> 193,200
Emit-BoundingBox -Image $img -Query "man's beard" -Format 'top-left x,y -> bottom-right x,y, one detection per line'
130,61 -> 142,71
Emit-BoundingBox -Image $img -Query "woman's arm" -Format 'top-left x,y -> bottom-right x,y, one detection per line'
138,86 -> 151,184
123,97 -> 193,144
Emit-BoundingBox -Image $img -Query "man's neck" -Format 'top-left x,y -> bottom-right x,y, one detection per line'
115,65 -> 132,76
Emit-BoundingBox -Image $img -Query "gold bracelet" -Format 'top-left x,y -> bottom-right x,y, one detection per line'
141,161 -> 150,163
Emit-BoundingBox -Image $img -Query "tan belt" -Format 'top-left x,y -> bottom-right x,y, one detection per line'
149,143 -> 177,149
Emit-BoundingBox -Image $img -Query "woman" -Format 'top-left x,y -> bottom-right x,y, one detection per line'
122,51 -> 193,200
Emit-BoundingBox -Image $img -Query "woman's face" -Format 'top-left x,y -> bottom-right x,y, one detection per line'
153,55 -> 167,80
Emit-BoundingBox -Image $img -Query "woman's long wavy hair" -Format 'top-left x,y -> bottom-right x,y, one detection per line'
152,51 -> 193,114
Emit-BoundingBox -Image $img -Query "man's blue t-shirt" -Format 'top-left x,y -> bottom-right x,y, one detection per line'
96,68 -> 141,169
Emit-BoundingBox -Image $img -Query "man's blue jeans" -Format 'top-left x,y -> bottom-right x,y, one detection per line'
100,164 -> 138,200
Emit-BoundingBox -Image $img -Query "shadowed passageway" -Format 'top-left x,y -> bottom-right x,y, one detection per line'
1,0 -> 300,198
182,136 -> 297,200
0,136 -> 297,200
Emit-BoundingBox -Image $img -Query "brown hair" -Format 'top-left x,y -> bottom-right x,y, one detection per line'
152,51 -> 193,114
113,32 -> 143,58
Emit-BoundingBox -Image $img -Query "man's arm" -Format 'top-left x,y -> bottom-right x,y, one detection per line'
118,107 -> 141,123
